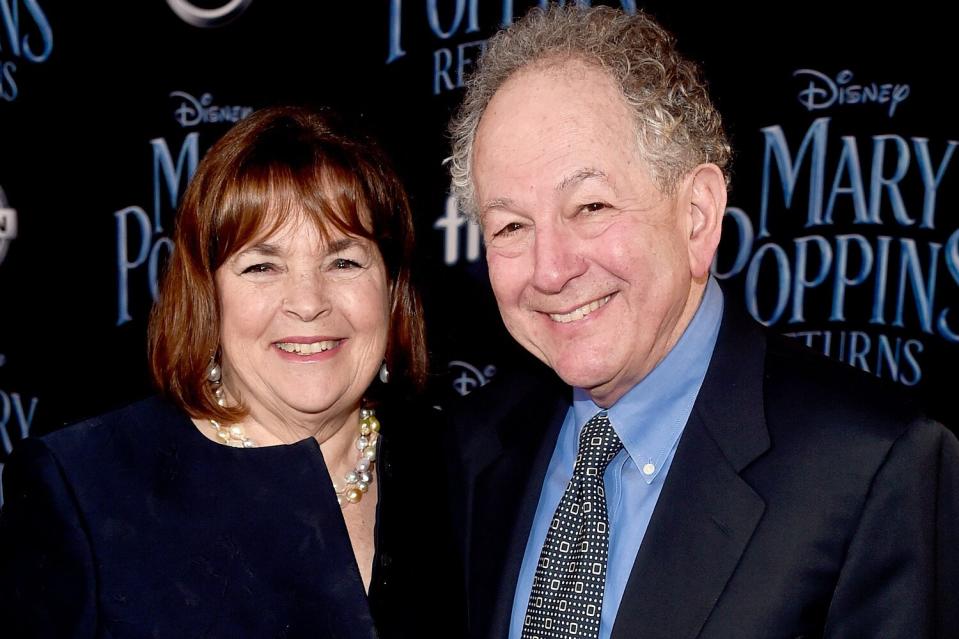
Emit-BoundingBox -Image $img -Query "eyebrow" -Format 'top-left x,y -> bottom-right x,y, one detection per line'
326,237 -> 360,253
480,197 -> 515,215
479,168 -> 610,218
238,242 -> 283,258
557,167 -> 609,192
236,237 -> 361,259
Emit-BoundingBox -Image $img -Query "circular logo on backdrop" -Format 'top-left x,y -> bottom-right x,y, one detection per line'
165,0 -> 253,28
448,360 -> 498,397
0,186 -> 17,267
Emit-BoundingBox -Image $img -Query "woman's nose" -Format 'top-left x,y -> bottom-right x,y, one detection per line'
282,272 -> 331,322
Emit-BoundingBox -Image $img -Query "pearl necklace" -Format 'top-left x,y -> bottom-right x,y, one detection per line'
209,408 -> 381,507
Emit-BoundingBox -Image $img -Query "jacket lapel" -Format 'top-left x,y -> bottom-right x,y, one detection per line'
467,373 -> 569,639
611,305 -> 771,639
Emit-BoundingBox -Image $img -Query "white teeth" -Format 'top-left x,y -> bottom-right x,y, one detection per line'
275,340 -> 339,354
548,295 -> 611,324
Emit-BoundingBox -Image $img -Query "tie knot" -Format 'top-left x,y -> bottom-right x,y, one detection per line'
573,412 -> 623,476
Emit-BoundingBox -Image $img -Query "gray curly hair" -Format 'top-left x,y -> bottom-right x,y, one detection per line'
448,4 -> 731,221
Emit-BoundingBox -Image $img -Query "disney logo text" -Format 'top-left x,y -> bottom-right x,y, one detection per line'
794,69 -> 910,118
170,91 -> 253,127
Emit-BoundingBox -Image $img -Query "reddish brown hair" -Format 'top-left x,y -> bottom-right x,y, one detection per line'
148,106 -> 426,422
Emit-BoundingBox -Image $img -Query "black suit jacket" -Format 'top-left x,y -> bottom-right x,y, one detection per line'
447,304 -> 959,639
0,396 -> 464,639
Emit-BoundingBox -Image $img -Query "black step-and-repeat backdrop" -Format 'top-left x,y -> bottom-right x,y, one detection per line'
2,1 -> 957,496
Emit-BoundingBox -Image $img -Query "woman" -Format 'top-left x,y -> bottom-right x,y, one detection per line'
0,106 -> 462,638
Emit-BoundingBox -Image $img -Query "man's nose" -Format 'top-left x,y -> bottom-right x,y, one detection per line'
530,225 -> 587,294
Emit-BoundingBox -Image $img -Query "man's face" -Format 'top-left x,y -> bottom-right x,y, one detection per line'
473,61 -> 709,407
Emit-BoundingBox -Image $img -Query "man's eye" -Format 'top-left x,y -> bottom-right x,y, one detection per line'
581,202 -> 608,213
242,263 -> 274,274
494,222 -> 525,238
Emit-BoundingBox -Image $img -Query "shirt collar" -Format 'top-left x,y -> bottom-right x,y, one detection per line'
571,278 -> 724,484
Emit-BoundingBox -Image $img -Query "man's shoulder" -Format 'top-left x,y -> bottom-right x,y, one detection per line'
714,301 -> 929,434
707,313 -> 958,537
764,331 -> 924,429
742,327 -> 954,475
708,302 -> 950,466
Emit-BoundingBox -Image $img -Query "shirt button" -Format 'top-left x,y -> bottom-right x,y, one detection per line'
642,462 -> 656,476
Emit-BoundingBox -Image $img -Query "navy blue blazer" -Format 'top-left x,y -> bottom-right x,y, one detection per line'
447,303 -> 959,639
0,396 -> 464,638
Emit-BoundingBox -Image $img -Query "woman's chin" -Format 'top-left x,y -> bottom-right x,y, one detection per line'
279,395 -> 358,420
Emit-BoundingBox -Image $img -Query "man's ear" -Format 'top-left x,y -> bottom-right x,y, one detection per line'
684,163 -> 727,279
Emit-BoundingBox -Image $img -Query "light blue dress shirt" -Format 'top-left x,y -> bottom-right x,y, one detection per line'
508,278 -> 724,639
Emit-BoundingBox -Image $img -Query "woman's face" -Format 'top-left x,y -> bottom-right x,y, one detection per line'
215,217 -> 389,426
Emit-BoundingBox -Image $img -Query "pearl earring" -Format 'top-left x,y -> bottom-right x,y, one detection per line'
378,361 -> 390,384
206,358 -> 226,406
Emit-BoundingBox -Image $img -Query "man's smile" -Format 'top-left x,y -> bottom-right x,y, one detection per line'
546,294 -> 613,324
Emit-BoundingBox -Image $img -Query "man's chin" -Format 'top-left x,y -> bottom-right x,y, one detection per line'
547,361 -> 635,407
521,340 -> 619,394
552,364 -> 612,394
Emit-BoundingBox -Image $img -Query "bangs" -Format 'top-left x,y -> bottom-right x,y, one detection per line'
209,132 -> 379,268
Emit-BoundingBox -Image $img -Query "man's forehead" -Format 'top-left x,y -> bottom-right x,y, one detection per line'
470,60 -> 668,216
479,168 -> 611,213
476,66 -> 636,160
485,61 -> 623,116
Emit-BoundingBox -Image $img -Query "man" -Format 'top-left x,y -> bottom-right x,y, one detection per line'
445,5 -> 959,639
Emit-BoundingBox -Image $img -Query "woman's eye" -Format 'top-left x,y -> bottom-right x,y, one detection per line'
241,263 -> 274,274
494,222 -> 525,238
333,258 -> 361,270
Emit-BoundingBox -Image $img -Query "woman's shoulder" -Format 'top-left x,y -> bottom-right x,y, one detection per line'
1,397 -> 194,522
47,394 -> 182,439
20,396 -> 191,472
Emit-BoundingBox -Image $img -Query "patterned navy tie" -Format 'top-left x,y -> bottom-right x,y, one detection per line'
521,411 -> 623,639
